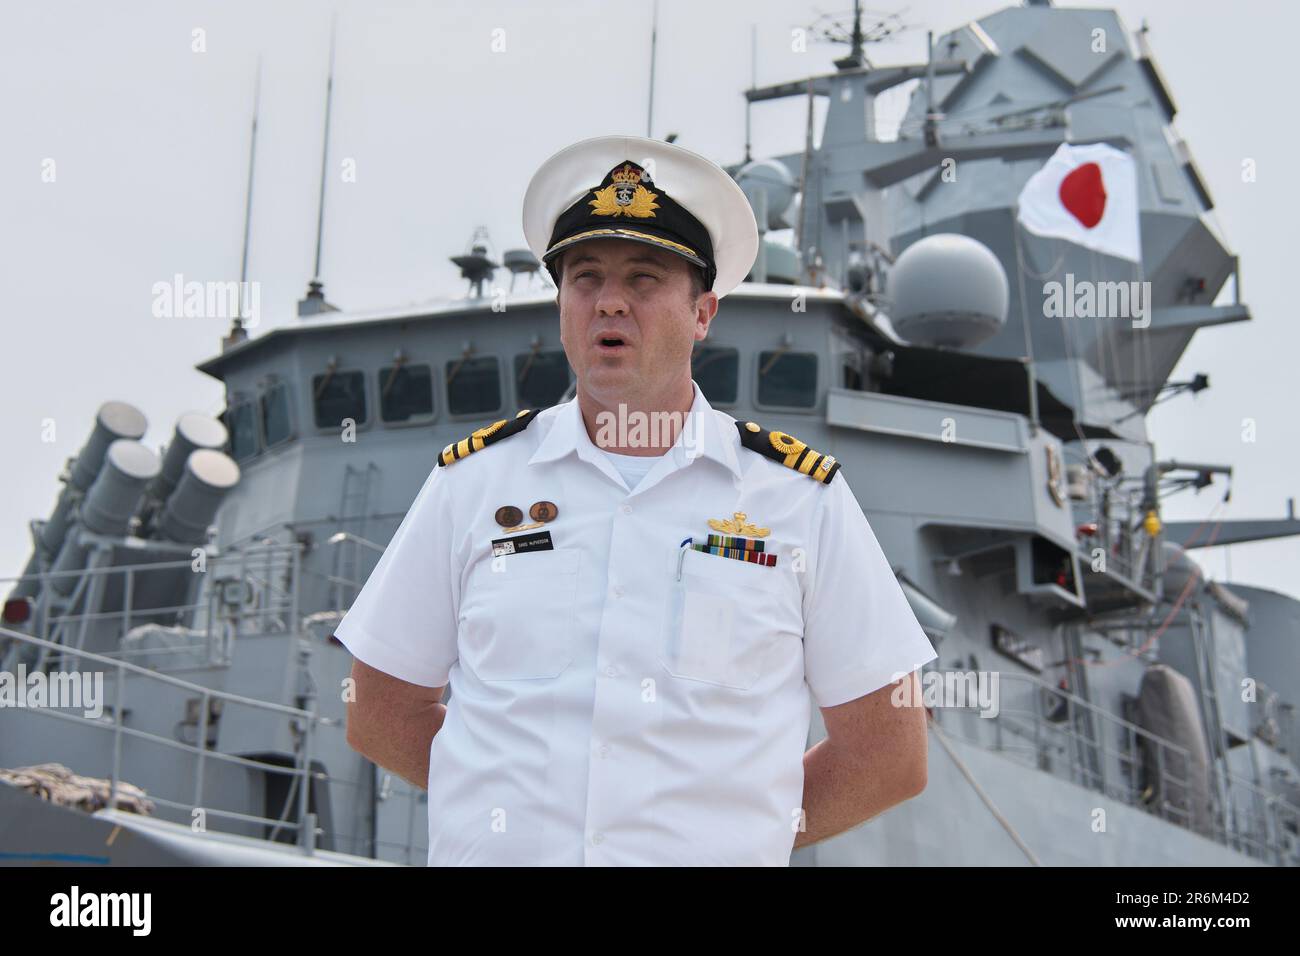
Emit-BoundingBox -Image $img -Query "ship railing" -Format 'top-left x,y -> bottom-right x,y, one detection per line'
223,515 -> 405,615
1216,768 -> 1298,864
269,759 -> 428,865
0,625 -> 326,854
928,669 -> 1189,830
297,610 -> 429,864
0,541 -> 302,672
927,668 -> 1298,863
1072,477 -> 1160,597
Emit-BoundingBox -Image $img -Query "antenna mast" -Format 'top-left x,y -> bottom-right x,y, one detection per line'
225,59 -> 261,350
647,0 -> 658,138
238,61 -> 260,313
744,24 -> 755,163
834,0 -> 867,70
300,13 -> 340,316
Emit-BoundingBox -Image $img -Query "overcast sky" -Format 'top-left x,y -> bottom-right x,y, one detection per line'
3,0 -> 1296,602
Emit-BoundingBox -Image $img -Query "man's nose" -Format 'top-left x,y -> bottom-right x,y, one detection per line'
594,281 -> 630,316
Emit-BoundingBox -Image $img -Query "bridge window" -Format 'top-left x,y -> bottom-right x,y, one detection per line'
379,363 -> 435,423
260,382 -> 293,448
757,351 -> 817,408
312,370 -> 367,429
225,401 -> 260,463
841,355 -> 863,390
692,346 -> 739,405
447,357 -> 501,416
514,350 -> 571,409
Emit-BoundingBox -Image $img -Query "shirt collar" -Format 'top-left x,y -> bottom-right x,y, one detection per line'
528,380 -> 743,482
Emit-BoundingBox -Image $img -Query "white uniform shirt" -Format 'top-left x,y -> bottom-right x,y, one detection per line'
335,381 -> 937,866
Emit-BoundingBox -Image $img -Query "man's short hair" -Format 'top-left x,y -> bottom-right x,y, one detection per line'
555,250 -> 706,303
685,264 -> 706,301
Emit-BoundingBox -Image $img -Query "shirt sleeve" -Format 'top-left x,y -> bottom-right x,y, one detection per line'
801,474 -> 938,708
333,464 -> 459,688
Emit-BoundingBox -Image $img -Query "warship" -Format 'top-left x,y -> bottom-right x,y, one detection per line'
2,0 -> 1297,866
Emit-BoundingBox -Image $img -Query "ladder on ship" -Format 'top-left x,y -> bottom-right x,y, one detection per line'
331,462 -> 378,611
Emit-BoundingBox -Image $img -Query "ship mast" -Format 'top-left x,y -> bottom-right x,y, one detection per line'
646,0 -> 658,138
299,14 -> 340,316
224,59 -> 261,351
833,0 -> 867,70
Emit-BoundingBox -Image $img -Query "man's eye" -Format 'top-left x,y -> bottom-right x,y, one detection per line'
634,273 -> 658,280
575,272 -> 596,279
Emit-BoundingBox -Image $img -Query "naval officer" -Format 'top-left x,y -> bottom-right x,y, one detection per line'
336,134 -> 937,866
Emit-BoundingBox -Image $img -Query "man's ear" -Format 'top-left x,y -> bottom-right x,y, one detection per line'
694,293 -> 719,339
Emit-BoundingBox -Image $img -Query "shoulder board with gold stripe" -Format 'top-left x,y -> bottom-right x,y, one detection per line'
735,420 -> 841,484
438,409 -> 538,466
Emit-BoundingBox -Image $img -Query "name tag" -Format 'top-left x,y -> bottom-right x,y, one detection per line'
492,530 -> 554,557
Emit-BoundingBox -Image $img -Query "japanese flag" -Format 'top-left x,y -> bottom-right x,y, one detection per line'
1016,142 -> 1141,262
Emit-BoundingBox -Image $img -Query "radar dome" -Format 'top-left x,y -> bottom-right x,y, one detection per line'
889,234 -> 1009,348
736,159 -> 795,231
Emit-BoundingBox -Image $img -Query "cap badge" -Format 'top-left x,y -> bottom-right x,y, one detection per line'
590,163 -> 659,219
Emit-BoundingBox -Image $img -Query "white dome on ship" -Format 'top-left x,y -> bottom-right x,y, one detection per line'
889,233 -> 1009,349
736,159 -> 796,231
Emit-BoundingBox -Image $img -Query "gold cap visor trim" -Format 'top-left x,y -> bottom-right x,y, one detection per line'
543,228 -> 708,269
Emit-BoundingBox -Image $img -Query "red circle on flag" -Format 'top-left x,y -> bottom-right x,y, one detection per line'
1058,162 -> 1107,228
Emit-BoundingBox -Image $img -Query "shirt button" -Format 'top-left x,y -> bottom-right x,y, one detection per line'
604,665 -> 618,677
612,585 -> 624,598
591,831 -> 605,846
598,744 -> 610,758
621,505 -> 632,515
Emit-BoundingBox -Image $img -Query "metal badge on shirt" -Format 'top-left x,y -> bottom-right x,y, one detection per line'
491,499 -> 560,556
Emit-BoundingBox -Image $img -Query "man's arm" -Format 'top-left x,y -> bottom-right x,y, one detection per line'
794,670 -> 928,850
345,658 -> 448,791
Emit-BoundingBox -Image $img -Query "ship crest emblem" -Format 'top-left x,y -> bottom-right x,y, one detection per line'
1046,445 -> 1064,508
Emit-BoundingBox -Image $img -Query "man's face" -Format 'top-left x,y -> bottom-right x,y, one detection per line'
556,238 -> 718,409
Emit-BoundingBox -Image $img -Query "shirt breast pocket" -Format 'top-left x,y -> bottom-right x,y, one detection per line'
458,548 -> 581,681
660,547 -> 797,691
